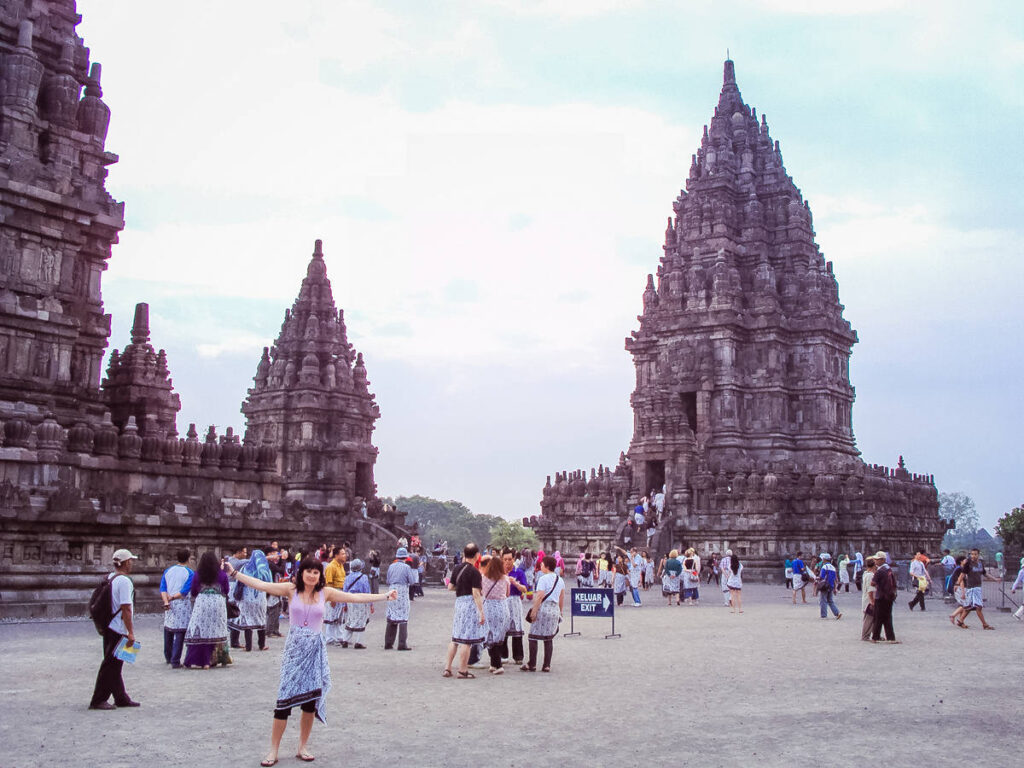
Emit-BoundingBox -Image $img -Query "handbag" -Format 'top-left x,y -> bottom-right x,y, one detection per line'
525,575 -> 561,623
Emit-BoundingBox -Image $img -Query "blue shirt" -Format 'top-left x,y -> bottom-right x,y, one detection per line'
343,571 -> 370,593
160,564 -> 193,595
792,558 -> 804,576
508,567 -> 527,592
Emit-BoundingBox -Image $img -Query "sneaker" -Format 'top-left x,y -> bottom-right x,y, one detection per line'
835,613 -> 843,621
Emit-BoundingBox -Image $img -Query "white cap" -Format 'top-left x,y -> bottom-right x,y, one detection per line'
112,548 -> 138,564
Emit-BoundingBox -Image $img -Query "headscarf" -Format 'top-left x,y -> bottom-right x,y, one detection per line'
238,549 -> 273,601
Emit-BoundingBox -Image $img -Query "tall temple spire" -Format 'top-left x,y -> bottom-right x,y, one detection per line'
241,240 -> 379,508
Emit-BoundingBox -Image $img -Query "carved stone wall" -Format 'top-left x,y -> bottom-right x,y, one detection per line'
533,61 -> 950,574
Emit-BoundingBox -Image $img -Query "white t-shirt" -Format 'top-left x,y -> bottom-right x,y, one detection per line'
109,573 -> 134,635
535,572 -> 564,604
909,559 -> 927,579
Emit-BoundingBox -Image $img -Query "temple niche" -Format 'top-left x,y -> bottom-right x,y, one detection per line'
531,61 -> 950,574
0,1 -> 404,618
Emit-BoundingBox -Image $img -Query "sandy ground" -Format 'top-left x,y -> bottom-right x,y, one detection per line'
0,583 -> 1021,768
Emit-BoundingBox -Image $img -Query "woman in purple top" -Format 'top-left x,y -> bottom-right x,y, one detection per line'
183,552 -> 230,669
227,556 -> 396,767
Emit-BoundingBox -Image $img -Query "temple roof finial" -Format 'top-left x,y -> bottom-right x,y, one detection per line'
130,302 -> 150,345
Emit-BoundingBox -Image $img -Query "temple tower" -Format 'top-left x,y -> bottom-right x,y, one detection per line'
0,3 -> 125,425
533,61 -> 947,570
241,239 -> 380,509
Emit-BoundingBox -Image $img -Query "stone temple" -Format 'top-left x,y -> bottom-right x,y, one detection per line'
531,61 -> 950,572
0,1 -> 403,617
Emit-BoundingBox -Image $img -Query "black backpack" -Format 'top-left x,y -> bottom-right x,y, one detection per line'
581,560 -> 594,578
88,575 -> 123,636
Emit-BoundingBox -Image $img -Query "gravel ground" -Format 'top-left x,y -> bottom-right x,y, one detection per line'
0,583 -> 1020,768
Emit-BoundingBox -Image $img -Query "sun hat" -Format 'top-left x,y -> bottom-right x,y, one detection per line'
873,550 -> 887,561
395,547 -> 409,559
820,553 -> 831,560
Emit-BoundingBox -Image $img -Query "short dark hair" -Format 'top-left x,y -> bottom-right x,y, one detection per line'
176,548 -> 190,564
542,555 -> 557,571
293,557 -> 326,594
584,552 -> 592,560
464,542 -> 479,560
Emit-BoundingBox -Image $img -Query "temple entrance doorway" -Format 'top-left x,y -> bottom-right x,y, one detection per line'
644,460 -> 665,495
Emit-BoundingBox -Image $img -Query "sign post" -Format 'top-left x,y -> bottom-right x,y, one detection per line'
565,588 -> 620,639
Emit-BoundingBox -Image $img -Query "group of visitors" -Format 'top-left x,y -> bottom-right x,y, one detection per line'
442,544 -> 563,678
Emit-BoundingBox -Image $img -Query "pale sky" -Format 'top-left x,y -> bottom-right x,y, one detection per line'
76,0 -> 1022,530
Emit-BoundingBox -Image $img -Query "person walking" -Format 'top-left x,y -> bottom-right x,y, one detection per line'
817,553 -> 842,620
522,555 -> 564,673
791,551 -> 808,604
940,549 -> 957,597
443,543 -> 485,678
89,548 -> 140,710
183,552 -> 230,669
860,557 -> 877,641
225,556 -> 395,766
1010,557 -> 1024,621
961,548 -> 998,630
870,551 -> 899,643
384,547 -> 416,650
908,550 -> 931,611
726,552 -> 743,613
160,548 -> 193,669
339,559 -> 372,649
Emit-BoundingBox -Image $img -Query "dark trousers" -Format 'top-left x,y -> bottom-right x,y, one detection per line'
163,628 -> 185,667
527,639 -> 553,670
384,620 -> 409,649
91,629 -> 130,706
502,635 -> 524,662
616,592 -> 624,606
266,603 -> 281,635
244,629 -> 267,651
909,590 -> 926,610
487,645 -> 503,669
468,642 -> 482,666
871,598 -> 896,641
229,628 -> 241,648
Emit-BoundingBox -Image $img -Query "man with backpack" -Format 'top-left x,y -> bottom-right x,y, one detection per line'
89,548 -> 140,710
816,553 -> 842,620
578,552 -> 595,587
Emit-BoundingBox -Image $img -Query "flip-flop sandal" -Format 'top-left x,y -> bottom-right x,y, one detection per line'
456,671 -> 475,679
296,753 -> 315,762
260,758 -> 278,767
956,621 -> 969,629
983,625 -> 995,630
442,669 -> 453,678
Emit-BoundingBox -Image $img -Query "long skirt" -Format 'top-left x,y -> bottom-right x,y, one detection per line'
276,627 -> 332,724
527,601 -> 561,641
613,573 -> 628,594
229,591 -> 267,632
323,601 -> 345,625
662,573 -> 681,595
344,603 -> 371,633
483,599 -> 510,648
164,595 -> 192,631
386,584 -> 410,624
505,595 -> 525,638
185,590 -> 228,646
451,595 -> 484,645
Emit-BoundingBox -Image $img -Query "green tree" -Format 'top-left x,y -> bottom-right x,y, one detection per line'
489,519 -> 539,551
995,505 -> 1024,557
384,495 -> 501,552
938,491 -> 979,534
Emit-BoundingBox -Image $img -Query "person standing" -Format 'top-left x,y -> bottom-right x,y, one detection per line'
643,551 -> 655,591
578,552 -> 595,587
784,556 -> 793,590
662,549 -> 682,606
726,552 -> 743,613
229,550 -> 272,652
522,555 -> 564,673
89,549 -> 140,710
160,549 -> 194,669
367,550 -> 381,594
323,548 -> 347,645
384,547 -> 415,650
502,550 -> 528,666
1010,557 -> 1024,621
940,549 -> 957,597
183,552 -> 230,669
443,543 -> 485,678
860,558 -> 877,641
791,551 -> 808,604
720,549 -> 733,607
265,548 -> 286,639
339,559 -> 371,649
225,557 -> 395,766
838,554 -> 851,593
870,551 -> 899,643
817,553 -> 842,620
908,550 -> 931,611
480,555 -> 511,674
612,554 -> 629,606
226,546 -> 248,649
